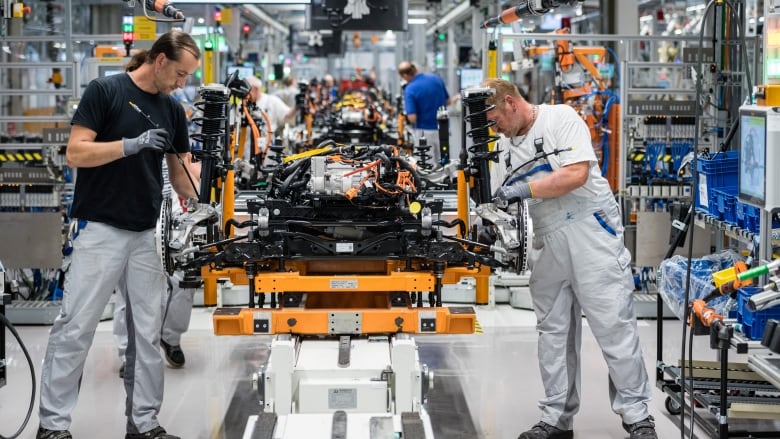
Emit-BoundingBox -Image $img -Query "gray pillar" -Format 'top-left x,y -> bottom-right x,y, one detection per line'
409,23 -> 427,70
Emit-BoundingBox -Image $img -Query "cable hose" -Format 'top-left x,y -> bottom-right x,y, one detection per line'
0,313 -> 36,439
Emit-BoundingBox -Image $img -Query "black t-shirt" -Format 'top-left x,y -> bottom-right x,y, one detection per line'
70,73 -> 189,231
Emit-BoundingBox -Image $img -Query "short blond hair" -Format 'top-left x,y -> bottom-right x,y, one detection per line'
482,78 -> 523,109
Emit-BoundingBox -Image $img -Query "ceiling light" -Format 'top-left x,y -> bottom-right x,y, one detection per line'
408,18 -> 428,25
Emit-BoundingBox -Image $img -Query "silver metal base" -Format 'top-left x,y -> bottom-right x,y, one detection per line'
4,299 -> 114,325
242,408 -> 435,439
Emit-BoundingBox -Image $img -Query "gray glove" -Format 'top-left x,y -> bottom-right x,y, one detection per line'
493,182 -> 532,208
122,128 -> 170,157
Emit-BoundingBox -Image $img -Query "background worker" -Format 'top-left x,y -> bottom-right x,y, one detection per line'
397,60 -> 452,166
247,75 -> 296,139
36,30 -> 200,439
273,75 -> 298,108
484,78 -> 657,439
243,75 -> 297,162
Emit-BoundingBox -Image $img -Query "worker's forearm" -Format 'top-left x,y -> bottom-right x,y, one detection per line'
527,164 -> 588,199
66,140 -> 125,168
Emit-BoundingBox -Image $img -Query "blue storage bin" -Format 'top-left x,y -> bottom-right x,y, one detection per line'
735,201 -> 748,229
743,204 -> 762,234
737,287 -> 780,340
695,151 -> 738,212
713,187 -> 737,223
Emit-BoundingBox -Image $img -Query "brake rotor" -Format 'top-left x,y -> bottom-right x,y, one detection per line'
516,200 -> 533,274
156,196 -> 174,275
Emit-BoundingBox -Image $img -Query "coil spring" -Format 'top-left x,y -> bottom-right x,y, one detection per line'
190,87 -> 229,162
416,137 -> 433,170
463,91 -> 499,157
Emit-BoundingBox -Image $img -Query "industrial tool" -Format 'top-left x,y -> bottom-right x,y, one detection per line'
738,259 -> 780,312
480,0 -> 585,28
701,260 -> 753,303
122,0 -> 184,21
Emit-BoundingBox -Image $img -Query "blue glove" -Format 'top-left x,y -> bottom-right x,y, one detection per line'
122,128 -> 170,157
493,182 -> 532,208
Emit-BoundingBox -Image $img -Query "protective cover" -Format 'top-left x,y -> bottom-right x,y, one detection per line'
658,250 -> 741,320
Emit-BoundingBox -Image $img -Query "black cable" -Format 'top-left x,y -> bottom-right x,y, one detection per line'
0,313 -> 36,439
676,2 -> 753,437
679,2 -> 717,437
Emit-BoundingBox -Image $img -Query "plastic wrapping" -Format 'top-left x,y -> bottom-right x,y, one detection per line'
657,250 -> 741,320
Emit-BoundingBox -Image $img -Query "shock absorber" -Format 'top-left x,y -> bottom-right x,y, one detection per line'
191,84 -> 229,204
437,106 -> 450,166
462,87 -> 500,204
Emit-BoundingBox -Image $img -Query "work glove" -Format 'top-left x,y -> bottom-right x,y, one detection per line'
493,182 -> 532,209
122,128 -> 170,157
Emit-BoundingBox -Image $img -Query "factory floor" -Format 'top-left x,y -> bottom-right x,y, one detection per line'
1,301 -> 776,439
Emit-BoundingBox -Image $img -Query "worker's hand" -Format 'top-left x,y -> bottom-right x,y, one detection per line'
493,183 -> 532,209
122,128 -> 170,157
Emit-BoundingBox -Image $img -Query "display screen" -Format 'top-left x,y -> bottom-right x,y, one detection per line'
99,67 -> 124,77
459,68 -> 484,91
226,65 -> 255,80
307,0 -> 408,31
293,30 -> 344,57
738,109 -> 767,207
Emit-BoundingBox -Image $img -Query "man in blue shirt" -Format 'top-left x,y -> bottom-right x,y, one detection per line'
398,61 -> 451,166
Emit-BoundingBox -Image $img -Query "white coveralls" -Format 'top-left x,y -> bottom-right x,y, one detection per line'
495,104 -> 652,430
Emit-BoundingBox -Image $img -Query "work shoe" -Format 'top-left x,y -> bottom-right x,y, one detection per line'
125,426 -> 180,439
36,427 -> 72,439
517,422 -> 573,439
119,362 -> 125,379
623,416 -> 658,439
160,340 -> 185,368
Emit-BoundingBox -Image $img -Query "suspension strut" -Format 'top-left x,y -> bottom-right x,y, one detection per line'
462,87 -> 500,204
191,84 -> 230,205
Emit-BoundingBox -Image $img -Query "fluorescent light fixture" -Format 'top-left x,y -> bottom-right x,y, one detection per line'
177,0 -> 309,3
408,18 -> 428,25
243,4 -> 289,35
426,1 -> 472,36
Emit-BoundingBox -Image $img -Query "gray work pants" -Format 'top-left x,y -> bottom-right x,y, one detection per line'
39,221 -> 168,434
114,270 -> 194,359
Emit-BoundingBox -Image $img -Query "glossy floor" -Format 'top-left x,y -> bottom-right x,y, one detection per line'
1,302 -> 776,439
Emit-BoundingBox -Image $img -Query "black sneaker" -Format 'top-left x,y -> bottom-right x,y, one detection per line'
160,340 -> 185,368
623,416 -> 658,439
36,427 -> 72,439
119,362 -> 125,379
517,422 -> 573,439
126,426 -> 180,439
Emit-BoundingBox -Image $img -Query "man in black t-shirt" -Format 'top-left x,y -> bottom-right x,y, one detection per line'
37,30 -> 200,439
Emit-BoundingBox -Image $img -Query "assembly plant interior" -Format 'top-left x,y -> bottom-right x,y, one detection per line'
1,0 -> 780,438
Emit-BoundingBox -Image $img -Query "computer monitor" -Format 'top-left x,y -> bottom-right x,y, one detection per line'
459,68 -> 484,91
738,106 -> 767,208
226,65 -> 255,81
